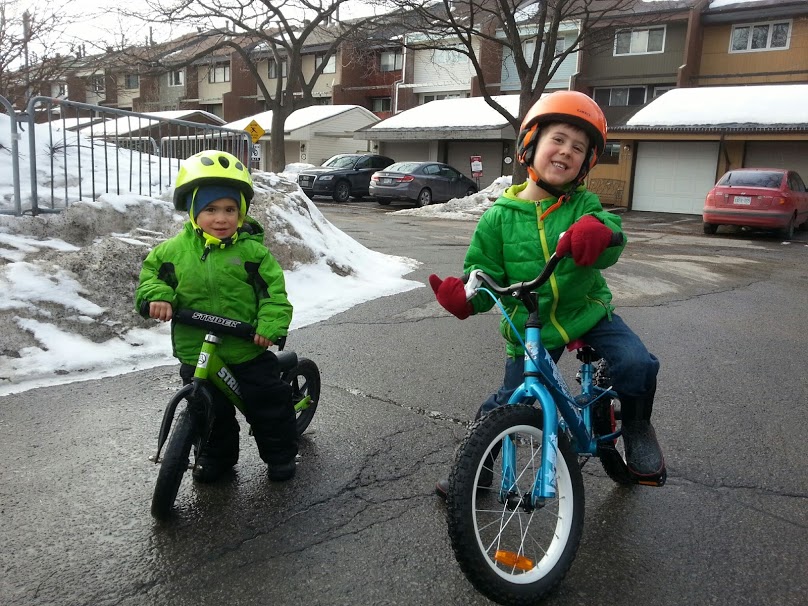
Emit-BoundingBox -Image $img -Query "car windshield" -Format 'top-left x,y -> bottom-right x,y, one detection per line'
323,155 -> 360,169
384,162 -> 422,173
719,171 -> 783,188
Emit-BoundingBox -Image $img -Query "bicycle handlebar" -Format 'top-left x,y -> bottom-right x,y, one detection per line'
464,231 -> 624,300
173,308 -> 256,340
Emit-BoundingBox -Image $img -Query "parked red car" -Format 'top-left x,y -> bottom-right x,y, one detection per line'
703,168 -> 808,238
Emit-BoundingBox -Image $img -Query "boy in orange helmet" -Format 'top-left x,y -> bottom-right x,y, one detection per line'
430,91 -> 665,498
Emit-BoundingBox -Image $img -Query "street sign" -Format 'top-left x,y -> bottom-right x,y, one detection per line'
245,119 -> 265,144
470,155 -> 483,178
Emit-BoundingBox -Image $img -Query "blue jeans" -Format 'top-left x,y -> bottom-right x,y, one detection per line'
477,313 -> 659,418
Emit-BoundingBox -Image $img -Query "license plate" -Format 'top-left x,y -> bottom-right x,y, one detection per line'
734,195 -> 751,205
382,178 -> 393,185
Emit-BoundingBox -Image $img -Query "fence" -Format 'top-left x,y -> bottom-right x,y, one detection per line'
0,95 -> 253,216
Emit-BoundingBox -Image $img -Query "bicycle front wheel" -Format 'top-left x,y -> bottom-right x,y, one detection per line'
151,404 -> 195,520
446,404 -> 585,605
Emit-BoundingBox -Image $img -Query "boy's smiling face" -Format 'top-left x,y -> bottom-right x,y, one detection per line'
195,197 -> 240,239
532,123 -> 589,188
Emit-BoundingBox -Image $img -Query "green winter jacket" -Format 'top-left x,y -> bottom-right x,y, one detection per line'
465,181 -> 625,356
135,217 -> 293,366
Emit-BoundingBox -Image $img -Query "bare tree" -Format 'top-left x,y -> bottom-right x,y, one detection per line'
382,0 -> 638,183
0,1 -> 78,106
115,0 -> 384,171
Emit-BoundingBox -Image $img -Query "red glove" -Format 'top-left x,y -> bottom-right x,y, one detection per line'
556,215 -> 614,266
429,274 -> 472,320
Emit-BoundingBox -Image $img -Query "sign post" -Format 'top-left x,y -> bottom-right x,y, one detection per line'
245,120 -> 265,168
470,155 -> 483,189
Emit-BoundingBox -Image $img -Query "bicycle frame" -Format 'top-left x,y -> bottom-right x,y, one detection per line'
500,301 -> 616,504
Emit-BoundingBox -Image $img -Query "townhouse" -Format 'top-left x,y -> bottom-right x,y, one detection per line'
13,0 -> 808,211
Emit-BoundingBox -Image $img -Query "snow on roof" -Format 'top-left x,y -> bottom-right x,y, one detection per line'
224,105 -> 376,133
370,95 -> 523,131
625,85 -> 808,127
708,0 -> 765,7
75,110 -> 226,136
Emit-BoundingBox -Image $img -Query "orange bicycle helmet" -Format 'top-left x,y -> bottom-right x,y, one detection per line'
516,90 -> 608,184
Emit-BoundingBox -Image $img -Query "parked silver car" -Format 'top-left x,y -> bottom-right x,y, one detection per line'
370,161 -> 479,207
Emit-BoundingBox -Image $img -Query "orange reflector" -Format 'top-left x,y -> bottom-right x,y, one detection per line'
494,550 -> 535,571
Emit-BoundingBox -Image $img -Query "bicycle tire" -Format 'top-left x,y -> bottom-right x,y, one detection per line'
446,404 -> 585,606
284,357 -> 320,435
151,404 -> 195,520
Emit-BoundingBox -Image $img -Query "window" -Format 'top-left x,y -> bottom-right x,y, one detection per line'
124,74 -> 139,89
434,46 -> 464,64
315,53 -> 336,74
52,83 -> 67,97
614,26 -> 665,55
380,50 -> 402,72
168,69 -> 184,87
268,58 -> 288,79
653,85 -> 674,98
90,75 -> 105,93
208,65 -> 230,83
730,20 -> 791,52
594,87 -> 646,107
372,97 -> 392,112
422,92 -> 467,104
599,142 -> 621,165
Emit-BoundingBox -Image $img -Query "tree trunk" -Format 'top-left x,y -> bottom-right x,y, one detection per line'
269,106 -> 287,173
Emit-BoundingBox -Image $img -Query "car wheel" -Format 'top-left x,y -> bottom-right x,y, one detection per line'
781,216 -> 795,239
377,199 -> 391,206
465,187 -> 478,197
333,181 -> 351,203
798,217 -> 808,232
703,222 -> 718,235
416,188 -> 432,207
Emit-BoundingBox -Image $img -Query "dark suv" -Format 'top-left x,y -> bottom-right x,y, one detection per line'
298,154 -> 395,202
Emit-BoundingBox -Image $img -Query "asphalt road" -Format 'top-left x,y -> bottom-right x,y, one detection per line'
1,201 -> 806,606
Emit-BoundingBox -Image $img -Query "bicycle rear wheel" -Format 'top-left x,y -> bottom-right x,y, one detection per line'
284,357 -> 320,435
151,404 -> 195,520
593,398 -> 635,485
446,404 -> 584,605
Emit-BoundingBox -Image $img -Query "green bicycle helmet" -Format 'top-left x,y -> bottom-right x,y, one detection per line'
172,150 -> 254,213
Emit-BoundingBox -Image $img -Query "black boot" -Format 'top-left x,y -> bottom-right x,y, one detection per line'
619,395 -> 665,479
192,413 -> 239,483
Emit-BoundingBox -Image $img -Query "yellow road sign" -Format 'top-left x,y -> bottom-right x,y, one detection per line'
245,119 -> 265,143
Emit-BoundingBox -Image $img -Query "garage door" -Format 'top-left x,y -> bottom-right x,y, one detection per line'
632,141 -> 719,214
744,142 -> 808,181
446,142 -> 505,189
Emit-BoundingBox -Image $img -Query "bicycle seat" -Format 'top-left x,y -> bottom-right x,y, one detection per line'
566,339 -> 588,352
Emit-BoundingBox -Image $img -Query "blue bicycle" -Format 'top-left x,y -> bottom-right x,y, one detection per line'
445,245 -> 665,605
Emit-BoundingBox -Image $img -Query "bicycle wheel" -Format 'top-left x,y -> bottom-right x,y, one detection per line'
593,398 -> 634,485
447,404 -> 585,605
284,357 -> 320,435
151,404 -> 196,520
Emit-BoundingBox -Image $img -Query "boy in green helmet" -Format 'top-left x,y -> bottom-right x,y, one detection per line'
135,150 -> 297,483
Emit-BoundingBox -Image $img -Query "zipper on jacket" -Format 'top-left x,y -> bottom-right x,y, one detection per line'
200,245 -> 211,262
536,209 -> 571,345
587,295 -> 613,321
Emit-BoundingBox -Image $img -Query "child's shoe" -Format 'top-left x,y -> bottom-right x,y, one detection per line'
268,458 -> 296,482
621,420 -> 665,478
192,453 -> 237,483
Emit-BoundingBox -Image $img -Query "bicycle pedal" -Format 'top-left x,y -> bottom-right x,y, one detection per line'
634,468 -> 666,487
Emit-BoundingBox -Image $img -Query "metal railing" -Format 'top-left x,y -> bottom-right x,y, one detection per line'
0,95 -> 252,216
